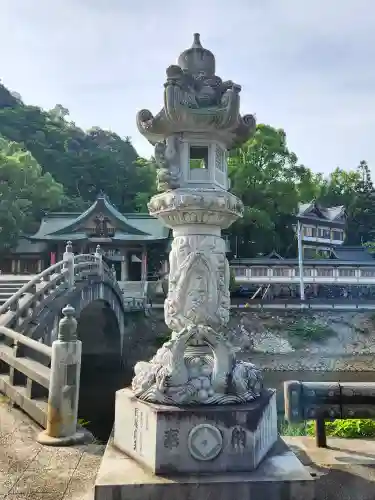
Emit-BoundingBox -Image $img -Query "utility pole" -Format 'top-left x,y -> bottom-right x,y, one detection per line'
297,220 -> 305,301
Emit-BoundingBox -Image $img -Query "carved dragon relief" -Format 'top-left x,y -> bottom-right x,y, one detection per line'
154,134 -> 181,192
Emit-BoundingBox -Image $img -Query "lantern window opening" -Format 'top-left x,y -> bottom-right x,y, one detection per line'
189,145 -> 209,169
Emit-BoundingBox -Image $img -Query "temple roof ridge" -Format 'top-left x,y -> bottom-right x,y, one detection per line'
26,195 -> 172,242
50,196 -> 147,236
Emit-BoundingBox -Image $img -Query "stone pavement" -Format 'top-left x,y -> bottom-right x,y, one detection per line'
0,396 -> 104,499
3,394 -> 375,500
284,436 -> 375,500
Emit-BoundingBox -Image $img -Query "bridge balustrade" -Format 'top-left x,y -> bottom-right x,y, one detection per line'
0,324 -> 52,427
0,243 -> 121,330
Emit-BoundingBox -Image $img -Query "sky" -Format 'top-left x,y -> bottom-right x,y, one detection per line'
2,0 -> 375,176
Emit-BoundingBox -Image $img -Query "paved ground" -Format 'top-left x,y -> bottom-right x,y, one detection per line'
284,436 -> 375,500
0,397 -> 104,499
3,394 -> 375,500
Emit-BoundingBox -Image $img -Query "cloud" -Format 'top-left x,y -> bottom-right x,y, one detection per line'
1,0 -> 375,174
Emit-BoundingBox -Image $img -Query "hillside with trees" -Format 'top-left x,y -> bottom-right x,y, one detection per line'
0,82 -> 374,256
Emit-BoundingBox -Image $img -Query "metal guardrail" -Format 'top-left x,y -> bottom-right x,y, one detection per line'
232,300 -> 375,311
284,380 -> 375,448
149,300 -> 375,311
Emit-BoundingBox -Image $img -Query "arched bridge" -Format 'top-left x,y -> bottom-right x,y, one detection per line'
0,244 -> 147,440
0,244 -> 147,336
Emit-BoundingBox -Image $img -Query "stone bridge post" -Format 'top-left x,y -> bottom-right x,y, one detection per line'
63,241 -> 75,290
111,264 -> 117,281
95,244 -> 103,278
37,305 -> 90,446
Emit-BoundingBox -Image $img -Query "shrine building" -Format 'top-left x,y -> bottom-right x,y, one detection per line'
1,193 -> 170,282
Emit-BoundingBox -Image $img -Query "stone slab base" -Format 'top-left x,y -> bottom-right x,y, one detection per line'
114,387 -> 278,474
94,437 -> 315,500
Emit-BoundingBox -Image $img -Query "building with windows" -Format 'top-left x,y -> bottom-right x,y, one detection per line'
0,193 -> 170,282
230,201 -> 375,298
295,201 -> 346,258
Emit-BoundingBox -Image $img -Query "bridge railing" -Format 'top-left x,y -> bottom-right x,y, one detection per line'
232,263 -> 375,285
0,305 -> 87,446
0,324 -> 52,427
0,243 -> 118,328
0,242 -> 145,330
284,380 -> 375,448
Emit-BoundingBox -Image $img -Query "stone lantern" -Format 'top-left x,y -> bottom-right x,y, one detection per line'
101,34 -> 314,500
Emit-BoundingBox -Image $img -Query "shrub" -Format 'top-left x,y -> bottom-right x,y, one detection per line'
313,419 -> 375,438
281,418 -> 375,439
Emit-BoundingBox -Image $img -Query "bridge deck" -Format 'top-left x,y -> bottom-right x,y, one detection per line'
0,396 -> 104,499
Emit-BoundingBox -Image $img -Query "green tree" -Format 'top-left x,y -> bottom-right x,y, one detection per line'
318,161 -> 375,245
0,84 -> 155,213
0,136 -> 64,250
228,125 -> 319,257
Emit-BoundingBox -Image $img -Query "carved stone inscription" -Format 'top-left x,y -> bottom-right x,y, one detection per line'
231,426 -> 246,451
133,407 -> 139,451
164,429 -> 180,449
133,407 -> 144,454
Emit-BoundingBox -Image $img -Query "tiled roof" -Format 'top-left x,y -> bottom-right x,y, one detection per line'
12,238 -> 48,254
232,246 -> 374,265
331,246 -> 374,262
28,194 -> 169,242
297,201 -> 345,221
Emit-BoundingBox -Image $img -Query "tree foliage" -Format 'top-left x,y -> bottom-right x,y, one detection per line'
228,125 -> 317,257
0,84 -> 155,214
0,136 -> 64,250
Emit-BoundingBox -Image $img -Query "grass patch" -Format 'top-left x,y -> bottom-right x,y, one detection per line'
77,418 -> 91,427
280,418 -> 375,439
286,319 -> 336,347
278,418 -> 307,436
